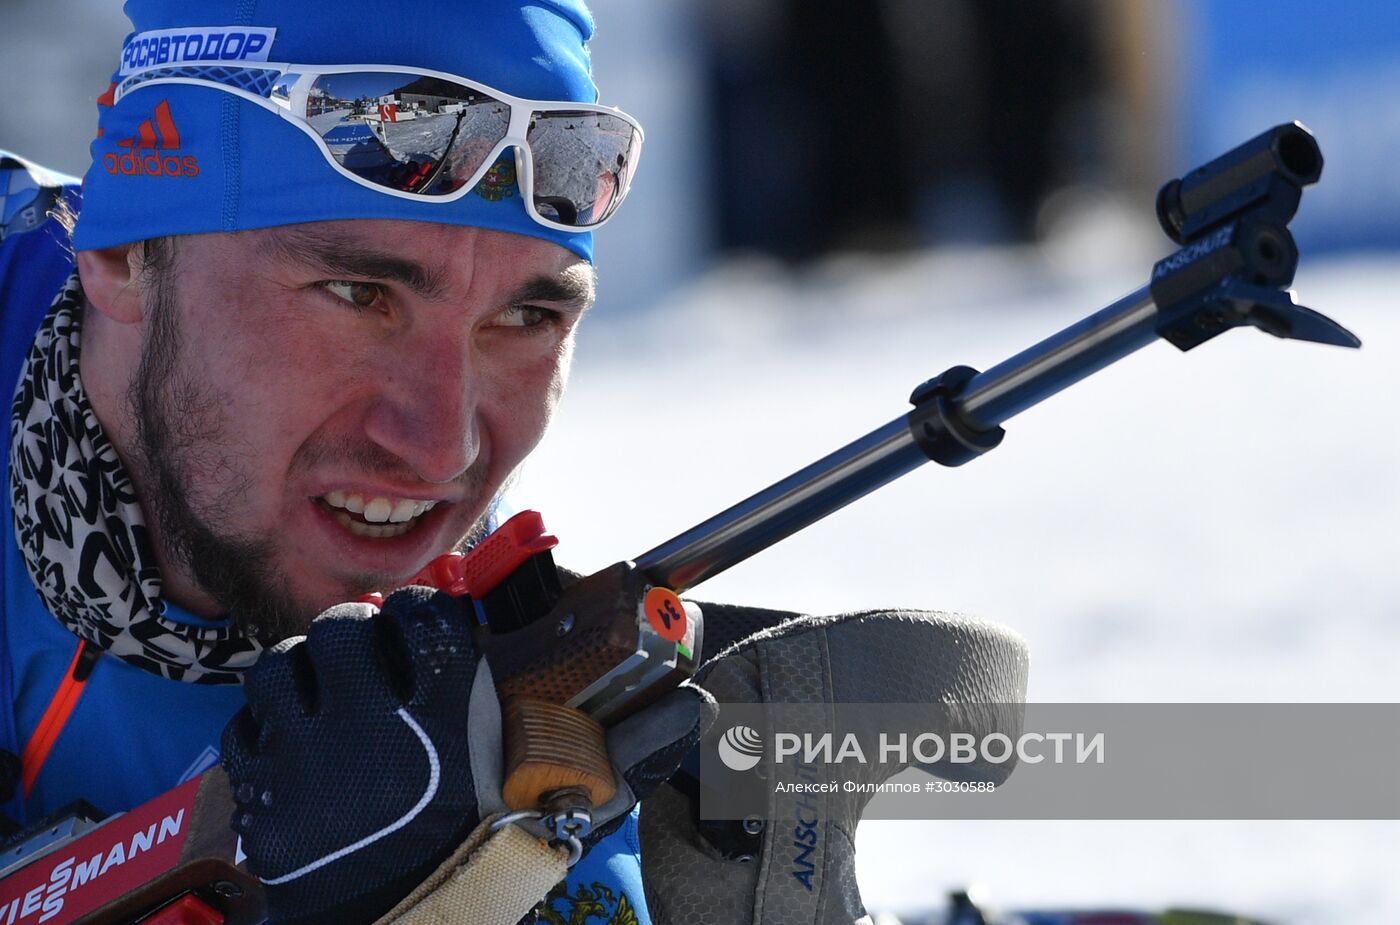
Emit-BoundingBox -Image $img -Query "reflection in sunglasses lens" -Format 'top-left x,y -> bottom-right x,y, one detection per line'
300,72 -> 511,195
528,111 -> 640,227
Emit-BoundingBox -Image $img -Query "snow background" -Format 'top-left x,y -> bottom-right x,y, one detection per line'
3,2 -> 1397,921
514,244 -> 1400,924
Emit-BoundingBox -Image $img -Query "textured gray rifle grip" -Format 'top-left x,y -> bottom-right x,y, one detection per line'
641,607 -> 1029,925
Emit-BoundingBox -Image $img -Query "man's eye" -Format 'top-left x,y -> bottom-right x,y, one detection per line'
497,305 -> 560,328
320,281 -> 386,311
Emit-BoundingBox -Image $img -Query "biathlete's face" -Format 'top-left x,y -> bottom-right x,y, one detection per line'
108,220 -> 593,640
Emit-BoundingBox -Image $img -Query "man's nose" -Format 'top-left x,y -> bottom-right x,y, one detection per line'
362,334 -> 480,484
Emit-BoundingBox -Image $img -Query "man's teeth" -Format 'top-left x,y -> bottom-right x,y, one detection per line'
321,490 -> 439,537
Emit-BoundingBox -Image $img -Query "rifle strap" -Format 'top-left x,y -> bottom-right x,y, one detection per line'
374,812 -> 568,925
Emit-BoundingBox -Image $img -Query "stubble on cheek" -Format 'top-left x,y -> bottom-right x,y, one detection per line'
130,258 -> 238,532
157,368 -> 256,508
127,255 -> 314,642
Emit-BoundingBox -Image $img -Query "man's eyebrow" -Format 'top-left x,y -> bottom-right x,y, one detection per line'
509,267 -> 598,311
262,228 -> 448,298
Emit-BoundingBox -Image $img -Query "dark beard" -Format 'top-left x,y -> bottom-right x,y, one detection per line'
126,243 -> 495,643
129,246 -> 307,643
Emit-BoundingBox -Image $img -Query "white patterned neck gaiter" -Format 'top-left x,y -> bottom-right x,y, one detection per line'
9,271 -> 261,684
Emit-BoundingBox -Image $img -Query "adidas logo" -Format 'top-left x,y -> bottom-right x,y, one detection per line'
103,100 -> 200,178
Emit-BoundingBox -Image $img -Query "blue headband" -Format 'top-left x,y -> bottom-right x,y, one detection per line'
73,0 -> 598,261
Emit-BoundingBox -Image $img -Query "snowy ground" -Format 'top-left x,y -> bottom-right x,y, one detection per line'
515,244 -> 1400,924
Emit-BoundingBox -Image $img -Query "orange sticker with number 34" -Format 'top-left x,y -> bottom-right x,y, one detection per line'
644,587 -> 688,642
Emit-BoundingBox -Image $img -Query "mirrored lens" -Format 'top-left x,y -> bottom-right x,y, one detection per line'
274,71 -> 511,195
527,111 -> 640,227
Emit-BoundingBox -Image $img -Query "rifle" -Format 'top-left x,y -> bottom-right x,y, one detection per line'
0,122 -> 1358,925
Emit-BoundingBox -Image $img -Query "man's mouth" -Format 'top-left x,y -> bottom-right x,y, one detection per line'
316,490 -> 441,539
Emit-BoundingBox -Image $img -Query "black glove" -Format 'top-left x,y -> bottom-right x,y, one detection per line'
222,587 -> 484,925
223,586 -> 713,925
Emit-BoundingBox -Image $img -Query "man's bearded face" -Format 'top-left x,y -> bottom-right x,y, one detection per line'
123,221 -> 593,642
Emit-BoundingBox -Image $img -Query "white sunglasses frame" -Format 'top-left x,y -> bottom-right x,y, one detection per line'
113,61 -> 644,233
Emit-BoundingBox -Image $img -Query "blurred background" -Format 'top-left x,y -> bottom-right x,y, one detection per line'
4,2 -> 1398,923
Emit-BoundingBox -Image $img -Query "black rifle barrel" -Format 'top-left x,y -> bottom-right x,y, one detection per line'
957,284 -> 1158,429
636,284 -> 1157,593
